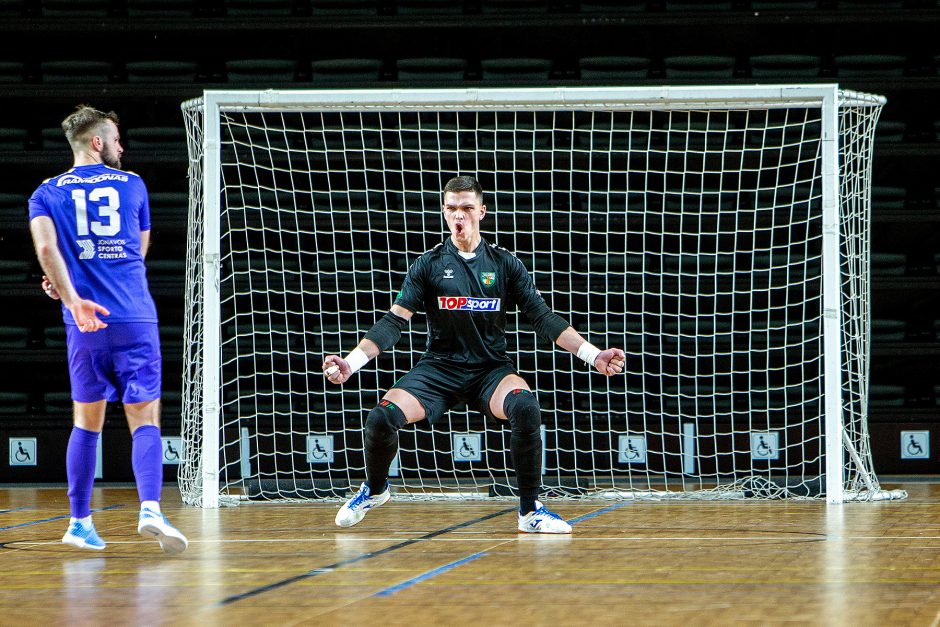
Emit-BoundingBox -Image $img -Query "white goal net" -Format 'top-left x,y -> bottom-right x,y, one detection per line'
180,86 -> 905,507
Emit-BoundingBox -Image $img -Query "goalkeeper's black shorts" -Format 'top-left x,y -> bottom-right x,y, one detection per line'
391,357 -> 519,424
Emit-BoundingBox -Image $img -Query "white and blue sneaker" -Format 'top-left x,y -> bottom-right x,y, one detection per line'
62,519 -> 107,550
137,508 -> 188,555
335,482 -> 390,528
518,501 -> 572,534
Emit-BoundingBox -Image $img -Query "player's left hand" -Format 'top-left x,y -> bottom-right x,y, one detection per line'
41,275 -> 60,300
595,348 -> 625,376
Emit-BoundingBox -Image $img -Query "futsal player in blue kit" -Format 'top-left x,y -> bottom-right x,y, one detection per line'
28,105 -> 188,554
323,175 -> 626,533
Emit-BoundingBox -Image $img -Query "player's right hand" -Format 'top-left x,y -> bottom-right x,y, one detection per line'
41,275 -> 60,300
322,355 -> 351,385
69,299 -> 110,333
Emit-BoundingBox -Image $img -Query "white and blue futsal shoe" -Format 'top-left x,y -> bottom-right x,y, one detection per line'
518,501 -> 572,534
137,508 -> 189,555
62,519 -> 107,550
335,482 -> 391,528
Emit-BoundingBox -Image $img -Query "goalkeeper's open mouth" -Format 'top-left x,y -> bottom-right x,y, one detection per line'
455,222 -> 464,235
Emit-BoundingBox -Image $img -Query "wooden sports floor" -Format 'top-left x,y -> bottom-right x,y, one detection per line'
2,483 -> 940,626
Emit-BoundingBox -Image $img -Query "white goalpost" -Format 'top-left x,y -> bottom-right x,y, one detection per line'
180,85 -> 905,507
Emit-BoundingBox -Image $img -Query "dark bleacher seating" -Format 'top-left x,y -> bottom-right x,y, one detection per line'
396,58 -> 467,82
43,326 -> 66,349
225,59 -> 298,83
749,54 -> 822,78
0,61 -> 24,83
0,193 -> 26,225
127,126 -> 187,152
871,186 -> 908,212
579,0 -> 646,10
834,54 -> 907,77
0,127 -> 26,151
869,384 -> 906,407
0,392 -> 29,415
146,259 -> 187,288
310,58 -> 383,83
126,61 -> 200,83
42,391 -> 72,415
40,60 -> 113,83
480,58 -> 553,81
224,0 -> 296,15
871,318 -> 907,341
40,127 -> 71,153
0,0 -> 23,15
876,119 -> 906,143
147,192 -> 190,230
872,252 -> 907,276
838,0 -> 904,7
0,259 -> 31,283
480,0 -> 549,12
579,56 -> 651,80
0,326 -> 29,349
396,0 -> 465,12
664,1 -> 733,10
664,55 -> 736,78
125,0 -> 197,16
750,1 -> 817,7
310,0 -> 379,14
40,0 -> 109,16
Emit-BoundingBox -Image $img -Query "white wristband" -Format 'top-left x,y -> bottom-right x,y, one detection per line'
345,347 -> 370,374
576,342 -> 601,367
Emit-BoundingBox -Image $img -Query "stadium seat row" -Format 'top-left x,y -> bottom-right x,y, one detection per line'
3,55 -> 940,84
3,0 -> 937,18
3,118 -> 940,156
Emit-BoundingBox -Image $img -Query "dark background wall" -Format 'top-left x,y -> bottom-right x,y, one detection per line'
1,0 -> 938,481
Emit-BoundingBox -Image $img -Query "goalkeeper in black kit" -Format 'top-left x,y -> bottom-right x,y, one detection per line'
323,175 -> 625,533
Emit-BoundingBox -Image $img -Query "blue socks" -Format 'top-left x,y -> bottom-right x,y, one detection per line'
66,426 -> 100,519
132,424 -> 163,504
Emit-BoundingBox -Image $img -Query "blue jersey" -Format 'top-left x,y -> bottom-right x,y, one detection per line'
28,163 -> 157,325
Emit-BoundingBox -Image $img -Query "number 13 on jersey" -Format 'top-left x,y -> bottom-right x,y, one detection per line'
72,186 -> 121,236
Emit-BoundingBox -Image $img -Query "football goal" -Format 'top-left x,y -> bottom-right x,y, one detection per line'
180,85 -> 905,507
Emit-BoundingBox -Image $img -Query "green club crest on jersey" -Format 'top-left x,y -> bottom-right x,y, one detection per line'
480,272 -> 496,287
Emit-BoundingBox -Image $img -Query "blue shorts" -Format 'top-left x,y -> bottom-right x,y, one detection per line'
66,322 -> 162,404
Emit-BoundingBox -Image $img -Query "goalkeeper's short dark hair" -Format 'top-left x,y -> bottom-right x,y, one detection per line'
443,175 -> 483,203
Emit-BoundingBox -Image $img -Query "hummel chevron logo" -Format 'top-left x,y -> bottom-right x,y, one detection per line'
77,240 -> 95,260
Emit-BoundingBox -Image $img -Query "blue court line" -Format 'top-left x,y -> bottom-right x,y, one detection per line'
0,505 -> 123,532
372,501 -> 633,597
0,507 -> 29,515
568,500 -> 633,525
374,551 -> 489,597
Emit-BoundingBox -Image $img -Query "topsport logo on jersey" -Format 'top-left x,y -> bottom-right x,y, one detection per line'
438,296 -> 501,311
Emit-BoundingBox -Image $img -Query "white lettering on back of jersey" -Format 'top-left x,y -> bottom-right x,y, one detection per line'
57,173 -> 129,187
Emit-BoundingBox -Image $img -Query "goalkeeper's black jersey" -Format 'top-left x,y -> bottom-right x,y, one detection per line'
394,237 -> 561,366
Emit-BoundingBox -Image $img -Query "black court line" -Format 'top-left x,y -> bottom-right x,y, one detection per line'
217,506 -> 516,606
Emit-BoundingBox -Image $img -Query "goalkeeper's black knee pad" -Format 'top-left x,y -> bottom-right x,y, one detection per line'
365,399 -> 407,440
503,389 -> 541,435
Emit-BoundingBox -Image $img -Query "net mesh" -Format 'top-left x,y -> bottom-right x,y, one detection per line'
179,88 -> 904,505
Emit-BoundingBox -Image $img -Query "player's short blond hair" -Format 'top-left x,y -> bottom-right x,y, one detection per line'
61,105 -> 120,151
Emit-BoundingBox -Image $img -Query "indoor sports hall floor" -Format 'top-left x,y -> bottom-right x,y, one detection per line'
1,483 -> 939,625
